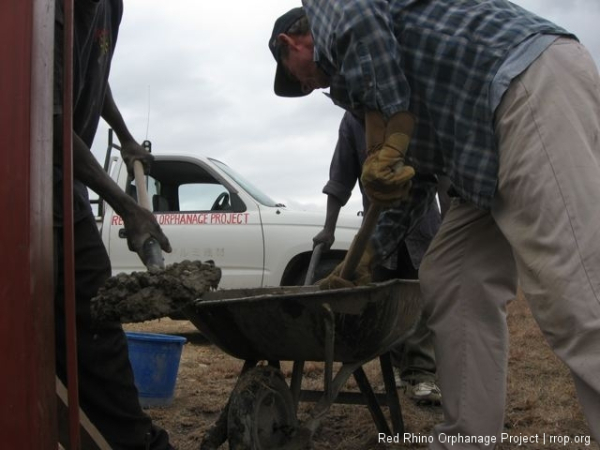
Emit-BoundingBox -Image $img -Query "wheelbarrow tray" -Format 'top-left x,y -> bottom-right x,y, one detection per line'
184,279 -> 421,364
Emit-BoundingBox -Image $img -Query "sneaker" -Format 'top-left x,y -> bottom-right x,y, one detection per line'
405,380 -> 442,405
393,367 -> 403,387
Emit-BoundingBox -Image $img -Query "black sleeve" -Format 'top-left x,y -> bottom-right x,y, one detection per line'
322,111 -> 366,206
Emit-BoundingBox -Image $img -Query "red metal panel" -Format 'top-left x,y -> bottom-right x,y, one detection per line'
0,0 -> 57,448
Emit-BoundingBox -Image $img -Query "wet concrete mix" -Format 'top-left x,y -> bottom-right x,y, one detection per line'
91,260 -> 221,323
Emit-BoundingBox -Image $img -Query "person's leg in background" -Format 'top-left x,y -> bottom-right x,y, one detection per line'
376,243 -> 441,405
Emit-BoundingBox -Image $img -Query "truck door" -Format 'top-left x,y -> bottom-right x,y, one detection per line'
106,158 -> 265,289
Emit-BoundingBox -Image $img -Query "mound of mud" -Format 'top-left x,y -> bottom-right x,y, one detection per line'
91,260 -> 221,323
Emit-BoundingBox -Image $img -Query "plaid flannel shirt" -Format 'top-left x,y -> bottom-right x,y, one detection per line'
302,0 -> 572,256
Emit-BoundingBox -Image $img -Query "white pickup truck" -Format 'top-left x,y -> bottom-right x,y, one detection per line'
95,132 -> 362,288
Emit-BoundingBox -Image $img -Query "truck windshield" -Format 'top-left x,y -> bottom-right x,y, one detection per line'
210,158 -> 280,207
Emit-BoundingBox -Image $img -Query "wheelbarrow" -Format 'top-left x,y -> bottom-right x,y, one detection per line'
184,276 -> 421,449
186,203 -> 422,449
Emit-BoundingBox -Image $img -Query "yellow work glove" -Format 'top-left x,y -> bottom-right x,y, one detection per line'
361,111 -> 416,205
317,243 -> 375,290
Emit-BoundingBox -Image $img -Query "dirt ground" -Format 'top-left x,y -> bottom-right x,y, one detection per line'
125,291 -> 597,450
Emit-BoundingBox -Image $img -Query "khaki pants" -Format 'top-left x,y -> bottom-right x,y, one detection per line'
420,38 -> 600,448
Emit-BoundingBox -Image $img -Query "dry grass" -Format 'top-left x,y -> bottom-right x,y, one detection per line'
125,291 -> 596,450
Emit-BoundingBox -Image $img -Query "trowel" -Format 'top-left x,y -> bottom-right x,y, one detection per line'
133,160 -> 165,270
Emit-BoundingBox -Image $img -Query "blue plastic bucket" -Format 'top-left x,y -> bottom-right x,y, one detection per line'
125,332 -> 187,408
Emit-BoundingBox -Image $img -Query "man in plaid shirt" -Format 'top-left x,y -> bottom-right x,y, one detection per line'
269,1 -> 600,447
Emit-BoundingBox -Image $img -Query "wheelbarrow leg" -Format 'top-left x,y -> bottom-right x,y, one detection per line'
303,362 -> 358,435
290,360 -> 305,412
200,360 -> 258,450
353,366 -> 392,435
379,352 -> 404,434
200,403 -> 230,450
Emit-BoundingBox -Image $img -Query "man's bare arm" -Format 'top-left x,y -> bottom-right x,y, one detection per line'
102,84 -> 153,175
72,132 -> 171,258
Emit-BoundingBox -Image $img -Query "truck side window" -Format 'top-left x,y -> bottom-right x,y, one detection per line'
179,183 -> 230,212
146,160 -> 238,212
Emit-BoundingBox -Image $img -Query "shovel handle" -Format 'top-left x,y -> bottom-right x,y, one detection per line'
133,160 -> 165,269
340,204 -> 382,280
305,243 -> 325,285
133,161 -> 151,211
339,112 -> 414,280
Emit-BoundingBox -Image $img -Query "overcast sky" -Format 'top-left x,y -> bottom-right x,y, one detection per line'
93,0 -> 600,214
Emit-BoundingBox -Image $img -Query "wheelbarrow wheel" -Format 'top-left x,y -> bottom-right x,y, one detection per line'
227,365 -> 300,450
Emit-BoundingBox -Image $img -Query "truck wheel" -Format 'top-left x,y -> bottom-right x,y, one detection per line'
293,258 -> 341,286
227,365 -> 298,450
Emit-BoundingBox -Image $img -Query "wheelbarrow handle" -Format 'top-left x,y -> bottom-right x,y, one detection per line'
304,242 -> 325,285
340,204 -> 382,280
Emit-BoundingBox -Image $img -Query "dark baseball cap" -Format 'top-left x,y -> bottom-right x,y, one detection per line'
268,6 -> 308,97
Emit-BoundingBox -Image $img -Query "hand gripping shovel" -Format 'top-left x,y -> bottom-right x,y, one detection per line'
338,111 -> 387,281
341,110 -> 415,280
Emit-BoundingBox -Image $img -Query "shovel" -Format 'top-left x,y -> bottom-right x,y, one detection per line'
133,160 -> 165,270
339,110 -> 414,280
305,205 -> 381,286
339,203 -> 381,280
91,163 -> 220,323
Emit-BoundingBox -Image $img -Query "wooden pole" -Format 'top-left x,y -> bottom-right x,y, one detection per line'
0,0 -> 57,448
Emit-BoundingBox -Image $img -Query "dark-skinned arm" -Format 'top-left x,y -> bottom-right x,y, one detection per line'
314,112 -> 364,250
102,83 -> 153,175
313,194 -> 344,250
72,132 -> 172,259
